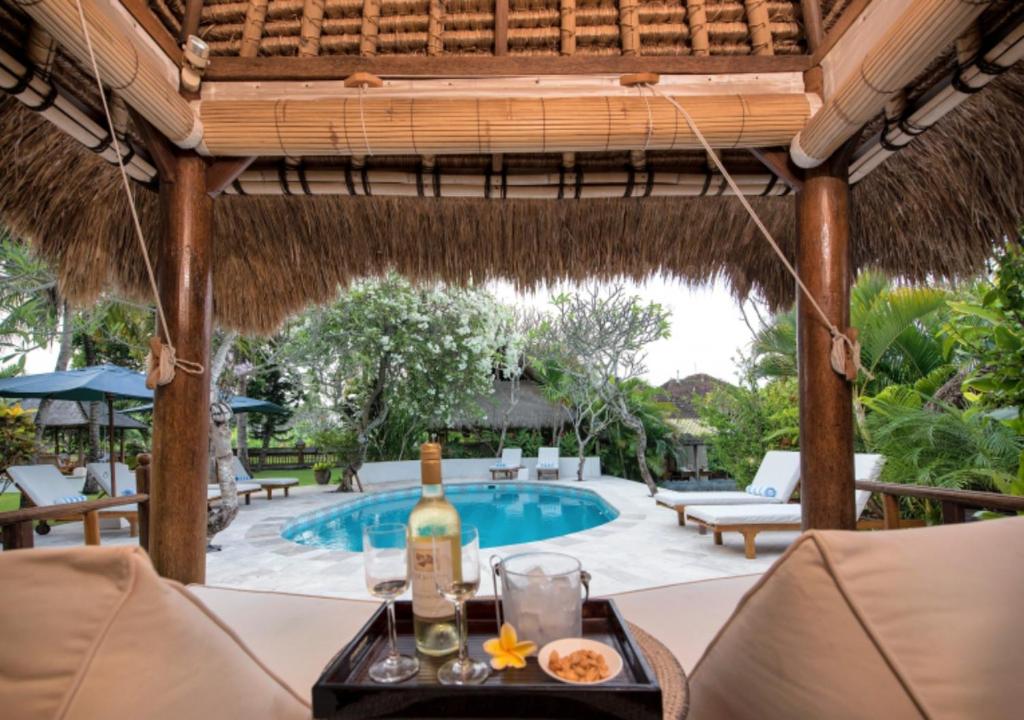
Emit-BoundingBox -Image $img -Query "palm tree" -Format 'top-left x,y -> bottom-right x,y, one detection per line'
751,271 -> 951,438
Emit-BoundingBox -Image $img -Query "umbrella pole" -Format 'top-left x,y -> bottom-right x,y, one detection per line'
107,394 -> 117,496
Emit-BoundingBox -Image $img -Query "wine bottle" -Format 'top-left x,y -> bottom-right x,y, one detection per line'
408,442 -> 461,656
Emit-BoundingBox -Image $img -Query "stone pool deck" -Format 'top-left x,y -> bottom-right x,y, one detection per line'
29,477 -> 796,598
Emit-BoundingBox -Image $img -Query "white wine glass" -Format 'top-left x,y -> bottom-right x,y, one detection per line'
433,525 -> 490,685
363,522 -> 420,684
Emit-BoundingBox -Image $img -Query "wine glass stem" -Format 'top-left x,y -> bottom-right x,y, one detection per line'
455,599 -> 468,665
386,598 -> 399,660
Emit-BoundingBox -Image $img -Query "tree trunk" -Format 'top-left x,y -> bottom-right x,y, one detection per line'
496,374 -> 520,455
35,300 -> 75,451
207,403 -> 239,545
621,410 -> 657,496
236,376 -> 250,469
573,420 -> 586,482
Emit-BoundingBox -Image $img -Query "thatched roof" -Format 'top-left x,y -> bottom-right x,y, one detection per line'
658,374 -> 730,419
0,1 -> 1022,333
451,379 -> 566,431
20,399 -> 148,430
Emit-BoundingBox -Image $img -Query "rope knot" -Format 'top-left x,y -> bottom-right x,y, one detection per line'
829,327 -> 866,382
146,337 -> 205,389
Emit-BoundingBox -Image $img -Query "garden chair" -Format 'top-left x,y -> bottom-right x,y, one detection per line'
535,447 -> 560,480
655,451 -> 801,525
6,464 -> 138,542
489,447 -> 524,481
685,454 -> 886,558
231,456 -> 299,500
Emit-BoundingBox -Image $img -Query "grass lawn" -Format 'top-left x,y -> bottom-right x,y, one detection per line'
0,467 -> 344,514
253,467 -> 343,487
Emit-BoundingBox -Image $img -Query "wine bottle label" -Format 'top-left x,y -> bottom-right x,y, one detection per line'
410,537 -> 454,619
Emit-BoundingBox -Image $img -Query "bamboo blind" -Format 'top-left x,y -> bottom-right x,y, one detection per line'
225,165 -> 793,197
792,0 -> 988,168
197,92 -> 814,156
17,0 -> 198,146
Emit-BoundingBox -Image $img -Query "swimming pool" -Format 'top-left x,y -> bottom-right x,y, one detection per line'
281,483 -> 619,551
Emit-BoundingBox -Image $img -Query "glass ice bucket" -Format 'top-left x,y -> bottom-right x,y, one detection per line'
489,552 -> 591,648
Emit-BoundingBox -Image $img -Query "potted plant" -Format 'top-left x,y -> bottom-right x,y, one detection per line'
312,461 -> 332,485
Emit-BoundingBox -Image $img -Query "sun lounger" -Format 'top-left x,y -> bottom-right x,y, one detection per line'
655,451 -> 801,525
489,447 -> 524,480
232,457 -> 299,499
208,482 -> 261,505
685,453 -> 886,558
535,446 -> 560,480
6,464 -> 138,542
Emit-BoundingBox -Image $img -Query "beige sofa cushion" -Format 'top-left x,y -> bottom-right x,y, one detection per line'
689,518 -> 1024,719
0,546 -> 309,720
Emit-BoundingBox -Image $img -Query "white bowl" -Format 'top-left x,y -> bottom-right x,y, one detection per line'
538,638 -> 623,685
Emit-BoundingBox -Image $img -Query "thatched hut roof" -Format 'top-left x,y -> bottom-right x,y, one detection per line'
20,399 -> 148,430
658,374 -> 730,419
451,379 -> 566,432
1,1 -> 1022,333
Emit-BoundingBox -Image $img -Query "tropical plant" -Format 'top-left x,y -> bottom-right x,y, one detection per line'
599,380 -> 677,483
697,378 -> 800,487
752,271 -> 951,439
862,387 -> 1022,493
532,285 -> 671,493
0,401 -> 36,475
284,274 -> 506,488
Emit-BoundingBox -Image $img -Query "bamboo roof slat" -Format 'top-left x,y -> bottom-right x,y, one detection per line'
360,0 -> 382,55
744,0 -> 774,55
560,0 -> 576,53
620,0 -> 641,56
686,0 -> 709,54
300,0 -> 328,55
428,0 -> 444,53
240,0 -> 270,56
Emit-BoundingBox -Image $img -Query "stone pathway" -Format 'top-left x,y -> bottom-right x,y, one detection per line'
31,477 -> 796,598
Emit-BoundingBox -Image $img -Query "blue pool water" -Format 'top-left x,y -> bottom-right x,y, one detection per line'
281,483 -> 619,551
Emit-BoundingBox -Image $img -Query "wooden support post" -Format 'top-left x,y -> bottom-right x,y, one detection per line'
941,501 -> 966,524
83,510 -> 101,545
149,154 -> 213,584
882,493 -> 901,529
136,453 -> 151,552
795,150 -> 855,531
2,522 -> 33,550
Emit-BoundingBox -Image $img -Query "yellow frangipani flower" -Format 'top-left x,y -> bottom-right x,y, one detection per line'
483,622 -> 537,670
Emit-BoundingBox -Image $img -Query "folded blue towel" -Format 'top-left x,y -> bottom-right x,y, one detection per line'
119,488 -> 136,496
55,494 -> 87,505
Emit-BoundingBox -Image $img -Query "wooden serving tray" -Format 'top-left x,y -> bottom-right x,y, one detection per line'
313,598 -> 662,720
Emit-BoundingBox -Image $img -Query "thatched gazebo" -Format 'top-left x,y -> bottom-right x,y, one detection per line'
1,0 -> 1022,582
449,379 -> 567,435
21,398 -> 147,462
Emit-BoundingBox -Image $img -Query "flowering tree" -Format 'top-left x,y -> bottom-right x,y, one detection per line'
288,274 -> 505,489
537,285 -> 670,493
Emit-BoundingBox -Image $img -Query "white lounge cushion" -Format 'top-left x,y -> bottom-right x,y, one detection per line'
7,465 -> 86,507
537,447 -> 559,469
687,489 -> 875,527
231,457 -> 298,486
86,462 -> 135,496
208,482 -> 261,500
657,489 -> 779,507
745,451 -> 801,498
491,447 -> 523,470
256,478 -> 300,487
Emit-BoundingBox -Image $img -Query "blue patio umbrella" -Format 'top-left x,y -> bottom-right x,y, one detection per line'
0,365 -> 153,494
124,395 -> 286,415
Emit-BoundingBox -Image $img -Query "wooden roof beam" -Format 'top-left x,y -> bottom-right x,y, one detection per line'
179,0 -> 204,43
206,157 -> 256,196
202,55 -> 811,82
750,147 -> 804,192
120,0 -> 183,63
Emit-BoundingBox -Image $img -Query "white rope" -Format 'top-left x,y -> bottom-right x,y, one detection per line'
358,84 -> 374,156
638,85 -> 654,152
644,83 -> 864,380
73,0 -> 204,384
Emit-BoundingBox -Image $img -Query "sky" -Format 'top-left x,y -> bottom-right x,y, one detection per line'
23,277 -> 755,386
488,277 -> 754,387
